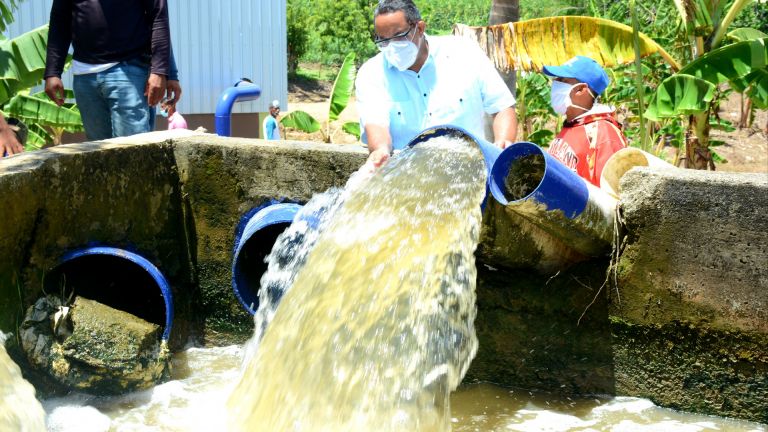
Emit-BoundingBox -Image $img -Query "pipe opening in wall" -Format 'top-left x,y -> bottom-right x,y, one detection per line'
232,203 -> 302,315
44,247 -> 174,340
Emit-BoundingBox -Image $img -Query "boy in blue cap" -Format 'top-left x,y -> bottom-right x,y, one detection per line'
543,55 -> 628,187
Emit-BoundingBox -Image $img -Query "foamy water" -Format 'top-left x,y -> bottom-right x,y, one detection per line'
38,345 -> 767,431
228,136 -> 487,431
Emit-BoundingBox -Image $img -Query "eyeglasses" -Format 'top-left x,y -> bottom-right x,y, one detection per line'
373,25 -> 414,49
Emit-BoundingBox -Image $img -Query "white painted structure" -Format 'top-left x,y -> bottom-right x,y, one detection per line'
6,0 -> 287,115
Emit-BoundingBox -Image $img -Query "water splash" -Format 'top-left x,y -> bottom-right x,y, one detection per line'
228,136 -> 488,431
0,331 -> 46,432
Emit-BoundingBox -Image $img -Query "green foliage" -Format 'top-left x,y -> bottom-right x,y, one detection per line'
296,0 -> 492,65
416,0 -> 492,34
0,24 -> 82,148
300,0 -> 376,66
287,0 -> 310,73
644,74 -> 716,121
732,0 -> 768,34
515,72 -> 556,146
0,0 -> 21,33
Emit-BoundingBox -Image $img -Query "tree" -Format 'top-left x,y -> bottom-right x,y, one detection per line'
287,0 -> 309,74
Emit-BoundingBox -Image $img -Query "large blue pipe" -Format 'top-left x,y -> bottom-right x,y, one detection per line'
488,142 -> 617,256
215,83 -> 261,137
56,246 -> 174,341
407,125 -> 501,207
232,202 -> 302,314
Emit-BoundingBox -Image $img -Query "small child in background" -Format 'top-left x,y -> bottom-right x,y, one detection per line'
160,99 -> 188,130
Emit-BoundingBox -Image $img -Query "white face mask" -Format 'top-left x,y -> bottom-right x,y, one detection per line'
382,36 -> 419,71
550,81 -> 594,115
550,80 -> 576,115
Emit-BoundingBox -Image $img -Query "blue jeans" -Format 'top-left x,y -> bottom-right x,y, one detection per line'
73,59 -> 151,140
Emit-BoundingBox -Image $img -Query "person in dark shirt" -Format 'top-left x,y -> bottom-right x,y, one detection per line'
44,0 -> 179,140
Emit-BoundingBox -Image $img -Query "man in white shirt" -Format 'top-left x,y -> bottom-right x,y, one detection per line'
356,0 -> 518,169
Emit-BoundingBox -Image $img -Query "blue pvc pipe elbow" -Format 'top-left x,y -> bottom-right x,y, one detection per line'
489,142 -> 589,218
215,84 -> 262,137
58,246 -> 175,341
407,125 -> 501,208
407,125 -> 501,180
232,202 -> 302,314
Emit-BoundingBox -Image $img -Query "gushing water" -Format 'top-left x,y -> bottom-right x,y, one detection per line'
228,136 -> 488,431
0,332 -> 46,432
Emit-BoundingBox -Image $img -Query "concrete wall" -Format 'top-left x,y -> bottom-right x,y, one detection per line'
0,135 -> 765,422
610,168 -> 767,422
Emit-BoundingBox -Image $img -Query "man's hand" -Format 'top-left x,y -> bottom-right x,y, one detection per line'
494,139 -> 513,149
145,73 -> 167,106
364,148 -> 390,172
45,77 -> 66,106
165,80 -> 182,106
0,116 -> 23,157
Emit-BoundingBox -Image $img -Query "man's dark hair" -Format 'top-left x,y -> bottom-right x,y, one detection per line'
374,0 -> 422,25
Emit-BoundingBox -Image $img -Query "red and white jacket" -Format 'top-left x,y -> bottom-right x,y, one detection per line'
547,105 -> 628,187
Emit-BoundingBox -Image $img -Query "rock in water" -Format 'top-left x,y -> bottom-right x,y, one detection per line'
21,296 -> 169,394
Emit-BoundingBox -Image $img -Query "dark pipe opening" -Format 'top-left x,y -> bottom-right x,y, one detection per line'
232,222 -> 291,314
503,152 -> 545,202
44,255 -> 166,329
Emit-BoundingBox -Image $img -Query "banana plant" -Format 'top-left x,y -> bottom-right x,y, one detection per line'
644,37 -> 768,168
0,24 -> 82,149
452,16 -> 682,73
281,52 -> 360,143
454,10 -> 766,170
0,0 -> 21,33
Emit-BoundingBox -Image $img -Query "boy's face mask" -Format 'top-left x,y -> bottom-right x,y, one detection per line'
550,81 -> 594,115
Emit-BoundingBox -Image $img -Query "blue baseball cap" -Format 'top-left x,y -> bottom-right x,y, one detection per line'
542,56 -> 610,95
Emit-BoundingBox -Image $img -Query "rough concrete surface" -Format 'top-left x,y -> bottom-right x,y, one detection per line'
1,132 -> 766,421
616,167 -> 767,333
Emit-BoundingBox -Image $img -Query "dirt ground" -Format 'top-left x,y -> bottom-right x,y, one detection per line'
284,75 -> 768,173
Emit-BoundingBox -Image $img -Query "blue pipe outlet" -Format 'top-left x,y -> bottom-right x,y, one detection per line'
55,247 -> 174,341
489,142 -> 589,218
488,142 -> 617,256
215,83 -> 261,137
407,125 -> 501,181
232,202 -> 302,314
407,125 -> 501,208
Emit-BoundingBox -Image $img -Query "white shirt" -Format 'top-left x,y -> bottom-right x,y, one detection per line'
71,60 -> 119,75
355,35 -> 515,150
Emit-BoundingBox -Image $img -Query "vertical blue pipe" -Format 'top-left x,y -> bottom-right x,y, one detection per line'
215,83 -> 262,137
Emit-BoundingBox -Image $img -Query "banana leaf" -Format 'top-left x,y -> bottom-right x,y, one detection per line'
452,16 -> 681,73
677,38 -> 768,89
280,110 -> 321,133
25,123 -> 52,149
342,121 -> 360,139
328,52 -> 356,121
4,93 -> 82,129
744,68 -> 768,109
0,0 -> 19,33
644,74 -> 716,121
727,28 -> 768,42
0,25 -> 49,105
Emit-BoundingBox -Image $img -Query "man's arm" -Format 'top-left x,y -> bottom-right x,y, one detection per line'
0,115 -> 23,157
144,0 -> 171,106
492,106 -> 518,149
165,49 -> 182,106
44,0 -> 73,106
364,124 -> 393,168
